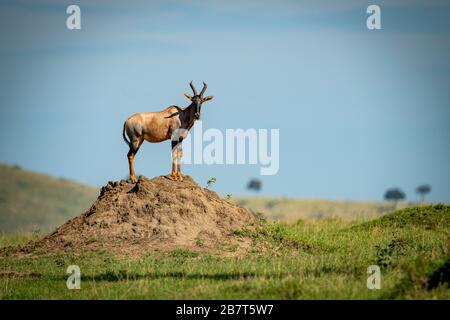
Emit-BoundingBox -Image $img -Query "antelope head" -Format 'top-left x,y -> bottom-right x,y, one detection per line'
184,81 -> 214,120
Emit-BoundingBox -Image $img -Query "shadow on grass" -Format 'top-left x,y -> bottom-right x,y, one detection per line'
47,263 -> 361,282
50,271 -> 287,282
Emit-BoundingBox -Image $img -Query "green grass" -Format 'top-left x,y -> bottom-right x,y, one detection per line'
1,205 -> 448,299
0,164 -> 98,233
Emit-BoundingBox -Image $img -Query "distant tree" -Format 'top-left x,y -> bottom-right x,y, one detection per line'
384,188 -> 406,201
384,188 -> 405,208
416,184 -> 431,202
247,178 -> 262,193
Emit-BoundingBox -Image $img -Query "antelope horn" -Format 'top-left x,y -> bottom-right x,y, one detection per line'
189,81 -> 197,96
200,82 -> 207,97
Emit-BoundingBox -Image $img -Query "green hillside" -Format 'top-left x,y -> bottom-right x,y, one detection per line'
0,164 -> 98,233
1,205 -> 449,299
231,196 -> 418,222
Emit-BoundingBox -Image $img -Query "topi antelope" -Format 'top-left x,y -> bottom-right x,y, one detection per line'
122,81 -> 214,183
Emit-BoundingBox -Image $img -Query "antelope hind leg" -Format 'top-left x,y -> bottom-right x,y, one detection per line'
127,151 -> 138,183
128,137 -> 143,184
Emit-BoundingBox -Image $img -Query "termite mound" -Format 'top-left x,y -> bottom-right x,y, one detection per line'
19,175 -> 256,256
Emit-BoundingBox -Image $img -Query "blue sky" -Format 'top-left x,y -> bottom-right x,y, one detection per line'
0,0 -> 449,202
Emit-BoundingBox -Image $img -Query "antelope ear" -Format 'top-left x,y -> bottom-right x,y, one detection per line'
202,96 -> 214,103
184,93 -> 193,100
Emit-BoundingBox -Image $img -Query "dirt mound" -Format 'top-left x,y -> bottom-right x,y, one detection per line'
24,175 -> 256,256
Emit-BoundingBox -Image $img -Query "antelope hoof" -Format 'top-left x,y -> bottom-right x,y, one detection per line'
170,173 -> 178,181
130,176 -> 138,184
177,173 -> 183,182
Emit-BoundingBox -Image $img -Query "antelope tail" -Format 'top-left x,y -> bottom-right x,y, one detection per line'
122,122 -> 131,147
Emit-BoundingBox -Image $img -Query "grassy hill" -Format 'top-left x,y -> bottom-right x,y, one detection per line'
0,164 -> 98,233
0,205 -> 448,299
232,196 -> 417,221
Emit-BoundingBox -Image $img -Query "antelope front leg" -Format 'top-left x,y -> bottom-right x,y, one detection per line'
171,141 -> 178,180
177,147 -> 183,182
